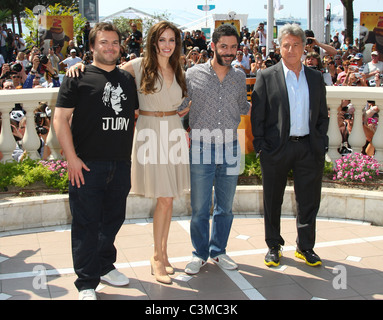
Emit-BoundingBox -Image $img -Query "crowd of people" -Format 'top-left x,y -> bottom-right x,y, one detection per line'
1,21 -> 382,90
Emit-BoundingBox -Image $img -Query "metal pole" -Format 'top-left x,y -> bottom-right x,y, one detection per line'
307,0 -> 311,30
267,0 -> 274,52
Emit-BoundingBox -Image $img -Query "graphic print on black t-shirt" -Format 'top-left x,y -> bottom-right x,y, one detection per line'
102,82 -> 127,115
101,81 -> 131,131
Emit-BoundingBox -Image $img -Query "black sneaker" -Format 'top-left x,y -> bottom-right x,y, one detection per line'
264,246 -> 282,267
295,249 -> 322,266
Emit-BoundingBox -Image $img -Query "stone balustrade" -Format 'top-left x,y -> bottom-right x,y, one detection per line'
326,86 -> 383,163
0,88 -> 61,162
1,87 -> 383,164
1,86 -> 383,232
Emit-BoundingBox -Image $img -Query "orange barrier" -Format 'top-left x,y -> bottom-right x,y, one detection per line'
246,77 -> 256,101
238,115 -> 254,154
238,78 -> 256,154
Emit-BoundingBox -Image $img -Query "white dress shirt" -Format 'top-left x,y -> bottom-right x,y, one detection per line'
282,59 -> 310,137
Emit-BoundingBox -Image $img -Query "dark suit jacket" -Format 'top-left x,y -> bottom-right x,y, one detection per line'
251,61 -> 329,159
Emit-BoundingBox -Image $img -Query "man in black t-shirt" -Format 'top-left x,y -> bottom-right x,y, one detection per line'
54,22 -> 138,300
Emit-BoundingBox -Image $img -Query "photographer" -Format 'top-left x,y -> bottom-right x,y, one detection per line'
0,24 -> 8,62
34,102 -> 51,159
41,67 -> 60,88
255,23 -> 266,53
192,30 -> 207,51
303,30 -> 337,60
11,110 -> 27,162
5,28 -> 14,62
362,101 -> 380,156
13,33 -> 26,53
197,49 -> 209,64
183,31 -> 194,54
372,72 -> 383,87
23,54 -> 59,88
267,49 -> 280,65
125,23 -> 142,57
185,47 -> 200,69
0,61 -> 26,88
81,51 -> 93,65
337,100 -> 355,155
10,103 -> 51,161
343,69 -> 368,87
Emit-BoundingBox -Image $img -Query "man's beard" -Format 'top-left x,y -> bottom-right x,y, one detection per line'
215,50 -> 235,67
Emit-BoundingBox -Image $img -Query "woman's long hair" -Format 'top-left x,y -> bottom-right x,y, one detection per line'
140,21 -> 187,97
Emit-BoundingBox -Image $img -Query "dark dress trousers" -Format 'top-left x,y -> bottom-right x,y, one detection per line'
251,61 -> 329,250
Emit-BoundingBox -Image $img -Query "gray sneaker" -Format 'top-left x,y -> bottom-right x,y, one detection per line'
100,269 -> 130,286
185,256 -> 207,275
211,254 -> 238,270
79,289 -> 97,300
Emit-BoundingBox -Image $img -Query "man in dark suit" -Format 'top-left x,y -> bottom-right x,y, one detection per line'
251,24 -> 329,267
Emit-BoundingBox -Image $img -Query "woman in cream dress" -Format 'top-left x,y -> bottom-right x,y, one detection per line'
66,21 -> 189,285
124,21 -> 189,284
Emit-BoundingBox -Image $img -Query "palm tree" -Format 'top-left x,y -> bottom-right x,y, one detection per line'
341,0 -> 354,43
0,9 -> 12,24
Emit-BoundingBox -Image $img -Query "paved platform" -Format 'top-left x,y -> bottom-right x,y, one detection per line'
1,216 -> 383,300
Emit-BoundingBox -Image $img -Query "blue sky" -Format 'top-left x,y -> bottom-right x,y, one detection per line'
99,0 -> 383,20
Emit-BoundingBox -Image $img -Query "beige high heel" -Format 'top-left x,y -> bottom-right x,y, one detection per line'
165,266 -> 175,275
150,257 -> 172,285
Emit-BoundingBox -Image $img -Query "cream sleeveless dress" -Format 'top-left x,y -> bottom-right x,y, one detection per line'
130,58 -> 190,198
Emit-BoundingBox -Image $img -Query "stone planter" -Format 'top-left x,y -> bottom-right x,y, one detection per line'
1,186 -> 383,233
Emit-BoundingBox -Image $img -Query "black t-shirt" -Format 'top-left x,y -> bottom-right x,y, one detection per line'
56,65 -> 138,162
128,30 -> 142,49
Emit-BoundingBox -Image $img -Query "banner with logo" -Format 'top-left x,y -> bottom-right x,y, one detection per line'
214,20 -> 241,36
39,15 -> 73,56
360,12 -> 383,58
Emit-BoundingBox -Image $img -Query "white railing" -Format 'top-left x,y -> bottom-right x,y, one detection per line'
326,86 -> 383,164
0,88 -> 61,162
1,87 -> 383,164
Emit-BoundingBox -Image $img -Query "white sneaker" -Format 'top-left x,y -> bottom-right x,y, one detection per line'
211,254 -> 238,270
185,256 -> 207,275
79,289 -> 97,300
100,269 -> 130,286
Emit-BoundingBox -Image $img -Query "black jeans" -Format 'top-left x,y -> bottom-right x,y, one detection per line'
69,161 -> 131,291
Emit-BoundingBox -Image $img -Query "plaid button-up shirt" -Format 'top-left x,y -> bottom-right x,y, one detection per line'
179,60 -> 250,144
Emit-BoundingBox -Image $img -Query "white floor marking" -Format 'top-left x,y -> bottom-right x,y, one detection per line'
177,220 -> 266,300
1,218 -> 382,301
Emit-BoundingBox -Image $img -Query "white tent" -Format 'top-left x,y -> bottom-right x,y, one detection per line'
100,7 -> 157,22
100,7 -> 248,34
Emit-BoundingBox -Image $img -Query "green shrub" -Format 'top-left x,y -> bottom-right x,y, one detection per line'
0,158 -> 68,193
242,152 -> 334,180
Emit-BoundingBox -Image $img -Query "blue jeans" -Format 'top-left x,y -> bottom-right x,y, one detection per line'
69,161 -> 131,291
189,140 -> 240,261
